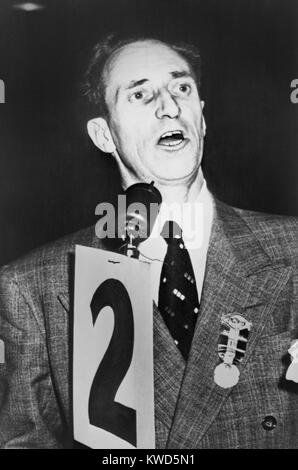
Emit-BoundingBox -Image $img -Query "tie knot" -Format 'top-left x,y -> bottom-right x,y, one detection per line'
161,220 -> 183,243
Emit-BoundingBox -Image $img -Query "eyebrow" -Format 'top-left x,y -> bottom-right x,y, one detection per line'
126,78 -> 148,90
114,70 -> 194,103
126,71 -> 193,89
170,70 -> 193,79
126,71 -> 193,90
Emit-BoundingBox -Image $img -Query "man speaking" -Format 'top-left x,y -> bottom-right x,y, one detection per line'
0,34 -> 298,448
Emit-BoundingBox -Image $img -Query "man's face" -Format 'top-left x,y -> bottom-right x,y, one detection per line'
104,40 -> 205,184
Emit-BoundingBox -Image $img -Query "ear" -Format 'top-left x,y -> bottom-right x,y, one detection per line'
202,115 -> 207,136
200,101 -> 207,136
87,117 -> 116,154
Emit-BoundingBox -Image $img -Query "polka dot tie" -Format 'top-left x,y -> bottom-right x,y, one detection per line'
158,220 -> 200,361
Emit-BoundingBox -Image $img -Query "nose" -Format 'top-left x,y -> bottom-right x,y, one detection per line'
155,90 -> 180,119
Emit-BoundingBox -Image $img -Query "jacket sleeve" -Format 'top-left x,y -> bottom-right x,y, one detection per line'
0,265 -> 65,448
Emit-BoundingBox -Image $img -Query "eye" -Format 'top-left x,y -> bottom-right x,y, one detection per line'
178,83 -> 191,94
130,90 -> 147,103
171,81 -> 193,97
133,91 -> 144,100
129,87 -> 154,104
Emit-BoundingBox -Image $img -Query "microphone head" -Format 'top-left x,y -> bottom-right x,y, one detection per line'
120,181 -> 162,246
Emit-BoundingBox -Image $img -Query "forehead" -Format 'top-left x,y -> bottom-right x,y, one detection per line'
104,40 -> 192,98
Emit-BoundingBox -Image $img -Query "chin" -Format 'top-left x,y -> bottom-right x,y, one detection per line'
153,169 -> 197,184
146,155 -> 200,182
165,164 -> 198,180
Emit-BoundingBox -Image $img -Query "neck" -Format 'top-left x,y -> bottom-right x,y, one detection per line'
115,149 -> 204,204
155,167 -> 204,204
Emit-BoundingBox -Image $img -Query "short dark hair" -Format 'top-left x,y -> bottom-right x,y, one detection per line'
82,33 -> 202,119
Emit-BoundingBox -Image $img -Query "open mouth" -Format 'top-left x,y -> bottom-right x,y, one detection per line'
157,130 -> 186,147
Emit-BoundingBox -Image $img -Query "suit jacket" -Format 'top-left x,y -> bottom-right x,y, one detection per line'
0,198 -> 298,449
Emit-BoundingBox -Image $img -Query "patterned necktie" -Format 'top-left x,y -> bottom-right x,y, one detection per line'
158,220 -> 200,361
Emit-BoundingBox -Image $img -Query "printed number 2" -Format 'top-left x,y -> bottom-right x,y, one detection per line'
88,278 -> 137,447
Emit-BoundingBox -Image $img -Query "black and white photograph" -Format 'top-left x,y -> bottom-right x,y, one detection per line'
0,0 -> 298,451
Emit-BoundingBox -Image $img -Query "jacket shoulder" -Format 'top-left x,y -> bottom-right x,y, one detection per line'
0,226 -> 98,294
225,202 -> 298,263
235,206 -> 298,229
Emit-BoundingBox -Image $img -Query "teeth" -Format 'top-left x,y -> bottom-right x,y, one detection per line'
160,130 -> 183,139
163,140 -> 183,146
158,130 -> 186,148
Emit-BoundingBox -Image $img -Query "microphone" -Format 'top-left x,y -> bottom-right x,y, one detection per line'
120,181 -> 162,258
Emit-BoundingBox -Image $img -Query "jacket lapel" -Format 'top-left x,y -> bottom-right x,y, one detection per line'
166,199 -> 291,448
153,302 -> 185,430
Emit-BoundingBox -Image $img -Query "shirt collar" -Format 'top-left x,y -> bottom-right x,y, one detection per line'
140,179 -> 214,253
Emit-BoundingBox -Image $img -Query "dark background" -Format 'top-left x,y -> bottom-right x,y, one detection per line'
0,0 -> 297,266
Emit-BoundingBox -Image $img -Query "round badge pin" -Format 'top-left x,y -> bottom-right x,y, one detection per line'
214,363 -> 240,389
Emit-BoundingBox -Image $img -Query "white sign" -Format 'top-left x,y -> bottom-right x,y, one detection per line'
73,244 -> 155,449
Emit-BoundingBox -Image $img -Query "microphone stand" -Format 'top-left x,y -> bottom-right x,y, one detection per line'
124,234 -> 140,259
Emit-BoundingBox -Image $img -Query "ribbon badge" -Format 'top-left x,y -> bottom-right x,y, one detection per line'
214,313 -> 252,389
286,339 -> 298,384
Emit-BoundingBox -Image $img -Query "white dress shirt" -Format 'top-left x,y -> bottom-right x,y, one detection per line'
138,180 -> 214,304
